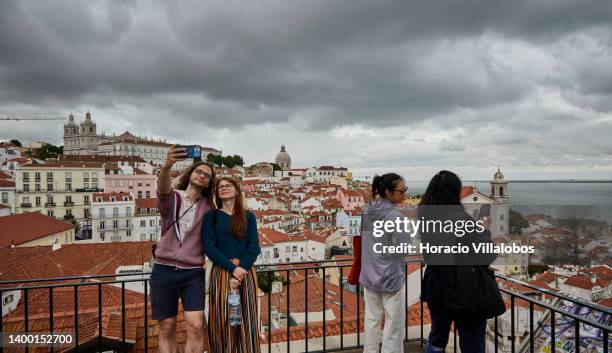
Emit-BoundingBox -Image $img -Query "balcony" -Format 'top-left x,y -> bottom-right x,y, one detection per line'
44,202 -> 56,207
75,187 -> 103,193
64,201 -> 75,207
20,202 -> 32,208
0,260 -> 609,353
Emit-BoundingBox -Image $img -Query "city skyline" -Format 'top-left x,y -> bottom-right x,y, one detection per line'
1,1 -> 612,180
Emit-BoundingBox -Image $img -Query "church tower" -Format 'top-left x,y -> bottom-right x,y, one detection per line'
63,113 -> 79,154
79,111 -> 98,152
490,167 -> 510,236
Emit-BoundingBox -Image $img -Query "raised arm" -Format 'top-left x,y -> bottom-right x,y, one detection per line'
157,145 -> 187,195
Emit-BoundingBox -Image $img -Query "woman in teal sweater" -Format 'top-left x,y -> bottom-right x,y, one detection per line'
202,176 -> 261,353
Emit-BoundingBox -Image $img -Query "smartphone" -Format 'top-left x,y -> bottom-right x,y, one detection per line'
176,145 -> 202,160
478,204 -> 491,219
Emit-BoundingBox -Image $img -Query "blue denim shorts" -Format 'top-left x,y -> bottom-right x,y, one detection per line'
150,263 -> 205,321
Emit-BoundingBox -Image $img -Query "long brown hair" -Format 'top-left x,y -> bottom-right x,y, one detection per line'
215,177 -> 247,239
175,161 -> 216,209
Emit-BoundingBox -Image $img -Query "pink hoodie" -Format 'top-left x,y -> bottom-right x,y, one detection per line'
154,189 -> 211,268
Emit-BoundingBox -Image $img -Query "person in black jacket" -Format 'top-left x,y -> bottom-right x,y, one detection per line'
418,171 -> 497,353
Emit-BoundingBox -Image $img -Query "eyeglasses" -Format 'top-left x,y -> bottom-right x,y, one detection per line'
218,184 -> 234,190
394,188 -> 408,194
193,170 -> 211,178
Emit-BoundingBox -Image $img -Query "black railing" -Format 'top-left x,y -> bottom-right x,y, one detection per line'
0,260 -> 610,353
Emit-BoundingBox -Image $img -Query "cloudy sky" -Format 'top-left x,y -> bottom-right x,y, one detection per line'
1,1 -> 611,180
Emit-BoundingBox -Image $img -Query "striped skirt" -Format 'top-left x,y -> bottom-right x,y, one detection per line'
208,265 -> 261,353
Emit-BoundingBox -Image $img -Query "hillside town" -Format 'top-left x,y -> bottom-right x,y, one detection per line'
0,112 -> 610,353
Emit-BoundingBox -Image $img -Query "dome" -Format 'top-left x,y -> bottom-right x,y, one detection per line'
275,145 -> 291,170
493,167 -> 504,181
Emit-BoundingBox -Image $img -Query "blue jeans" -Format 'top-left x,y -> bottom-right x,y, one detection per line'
424,269 -> 486,353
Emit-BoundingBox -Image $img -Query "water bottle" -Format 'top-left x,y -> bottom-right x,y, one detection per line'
228,288 -> 242,326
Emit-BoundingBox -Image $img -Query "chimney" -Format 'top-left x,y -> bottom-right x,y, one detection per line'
590,275 -> 596,284
52,238 -> 61,251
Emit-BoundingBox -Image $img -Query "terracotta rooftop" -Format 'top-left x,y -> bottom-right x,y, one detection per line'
0,213 -> 75,248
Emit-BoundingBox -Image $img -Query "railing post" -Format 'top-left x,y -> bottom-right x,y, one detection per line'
551,310 -> 555,353
144,279 -> 148,353
323,267 -> 326,352
0,290 -> 3,353
122,282 -> 126,353
98,283 -> 102,353
511,294 -> 515,353
50,287 -> 54,353
357,283 -> 361,346
268,270 -> 272,353
420,262 -> 424,347
73,286 -> 78,353
574,319 -> 580,353
286,269 -> 290,353
495,316 -> 499,353
340,265 -> 344,350
530,301 -> 534,353
305,268 -> 309,353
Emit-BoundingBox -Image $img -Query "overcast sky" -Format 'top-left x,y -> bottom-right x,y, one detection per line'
1,1 -> 611,180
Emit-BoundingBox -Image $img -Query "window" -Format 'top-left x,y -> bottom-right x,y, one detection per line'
47,183 -> 53,192
35,183 -> 40,192
83,172 -> 89,182
35,196 -> 41,207
99,208 -> 105,218
46,195 -> 53,204
140,220 -> 146,227
113,220 -> 119,229
111,180 -> 116,187
46,172 -> 53,181
113,207 -> 119,218
47,210 -> 54,217
1,192 -> 7,204
84,183 -> 89,189
65,172 -> 72,182
84,208 -> 90,218
285,246 -> 291,253
35,172 -> 41,182
100,221 -> 105,229
65,209 -> 73,217
84,195 -> 90,205
22,196 -> 30,203
137,191 -> 143,198
126,207 -> 132,216
23,172 -> 29,182
150,219 -> 155,227
23,183 -> 29,192
500,214 -> 504,221
127,230 -> 131,237
292,246 -> 298,252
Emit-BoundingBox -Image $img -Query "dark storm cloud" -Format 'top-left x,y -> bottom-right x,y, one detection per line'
1,0 -> 611,177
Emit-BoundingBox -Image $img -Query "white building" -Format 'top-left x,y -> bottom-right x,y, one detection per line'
335,208 -> 362,236
0,142 -> 21,166
257,229 -> 325,265
134,198 -> 161,241
91,192 -> 135,243
0,176 -> 16,213
461,168 -> 510,237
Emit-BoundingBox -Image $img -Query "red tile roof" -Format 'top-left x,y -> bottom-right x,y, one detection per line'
0,179 -> 15,187
0,213 -> 75,248
563,274 -> 609,290
135,198 -> 157,210
0,170 -> 12,179
0,241 -> 154,286
92,192 -> 134,202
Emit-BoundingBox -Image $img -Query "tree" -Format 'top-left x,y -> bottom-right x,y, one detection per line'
271,163 -> 282,172
527,263 -> 549,277
509,209 -> 529,234
257,271 -> 287,293
9,139 -> 22,147
31,143 -> 63,160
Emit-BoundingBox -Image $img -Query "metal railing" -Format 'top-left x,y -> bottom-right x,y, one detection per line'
0,259 -> 610,353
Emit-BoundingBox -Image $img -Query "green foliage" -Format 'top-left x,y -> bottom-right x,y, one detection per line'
30,143 -> 63,160
271,163 -> 282,172
509,209 -> 529,234
527,263 -> 549,277
9,139 -> 22,147
257,271 -> 287,293
206,153 -> 244,168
